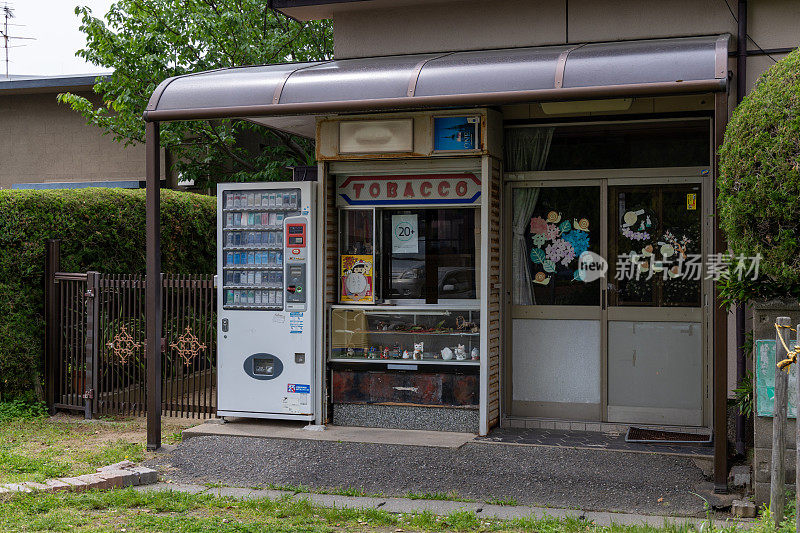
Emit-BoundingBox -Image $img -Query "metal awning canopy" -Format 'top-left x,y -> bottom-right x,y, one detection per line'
144,34 -> 730,137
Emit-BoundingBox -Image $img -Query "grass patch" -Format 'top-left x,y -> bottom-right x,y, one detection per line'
487,496 -> 519,507
0,488 -> 750,533
0,407 -> 195,484
404,490 -> 474,502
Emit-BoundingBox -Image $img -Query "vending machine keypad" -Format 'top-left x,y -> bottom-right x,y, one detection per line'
221,189 -> 301,310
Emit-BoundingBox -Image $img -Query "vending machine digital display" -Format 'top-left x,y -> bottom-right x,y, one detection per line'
216,181 -> 316,420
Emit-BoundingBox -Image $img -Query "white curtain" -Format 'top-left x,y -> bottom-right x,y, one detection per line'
509,127 -> 554,305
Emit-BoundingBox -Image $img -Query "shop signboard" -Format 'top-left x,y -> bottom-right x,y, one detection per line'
755,339 -> 797,418
336,173 -> 481,207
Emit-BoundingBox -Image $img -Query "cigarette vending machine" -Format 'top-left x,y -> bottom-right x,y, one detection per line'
217,181 -> 316,421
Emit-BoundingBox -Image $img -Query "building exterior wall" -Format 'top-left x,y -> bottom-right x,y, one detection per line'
0,91 -> 145,188
332,0 -> 799,91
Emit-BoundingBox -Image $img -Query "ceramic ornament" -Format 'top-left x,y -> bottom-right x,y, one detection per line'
382,347 -> 390,359
413,342 -> 424,361
471,347 -> 479,361
455,344 -> 467,361
346,347 -> 354,358
402,350 -> 411,359
441,347 -> 454,361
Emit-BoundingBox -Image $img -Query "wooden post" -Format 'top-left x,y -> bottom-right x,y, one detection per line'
796,323 -> 800,533
44,239 -> 60,413
771,316 -> 790,526
145,121 -> 162,451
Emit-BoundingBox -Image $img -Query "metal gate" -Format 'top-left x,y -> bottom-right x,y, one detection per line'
46,242 -> 217,418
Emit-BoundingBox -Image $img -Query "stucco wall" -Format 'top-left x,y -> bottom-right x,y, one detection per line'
0,91 -> 145,188
333,0 -> 800,89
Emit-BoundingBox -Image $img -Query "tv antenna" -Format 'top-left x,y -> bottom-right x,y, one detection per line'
0,3 -> 35,79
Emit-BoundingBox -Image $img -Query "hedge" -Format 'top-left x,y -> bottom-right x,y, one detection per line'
718,47 -> 800,302
0,188 -> 216,399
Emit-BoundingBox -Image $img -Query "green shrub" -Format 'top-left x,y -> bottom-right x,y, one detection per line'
718,47 -> 800,302
0,188 -> 216,399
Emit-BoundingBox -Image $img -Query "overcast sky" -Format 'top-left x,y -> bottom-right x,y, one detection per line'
5,0 -> 114,76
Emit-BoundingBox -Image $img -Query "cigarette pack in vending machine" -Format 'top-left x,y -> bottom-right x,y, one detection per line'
216,182 -> 317,420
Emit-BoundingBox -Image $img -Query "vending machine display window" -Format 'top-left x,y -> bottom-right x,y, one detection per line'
221,188 -> 301,310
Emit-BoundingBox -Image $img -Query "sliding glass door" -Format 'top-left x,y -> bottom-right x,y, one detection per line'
507,179 -> 706,426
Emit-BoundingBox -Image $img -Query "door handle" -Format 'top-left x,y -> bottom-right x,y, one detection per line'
222,318 -> 229,332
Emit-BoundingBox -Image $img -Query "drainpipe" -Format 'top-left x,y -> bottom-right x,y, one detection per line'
734,0 -> 747,457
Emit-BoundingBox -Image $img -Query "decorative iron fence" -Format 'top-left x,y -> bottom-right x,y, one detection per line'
46,241 -> 217,419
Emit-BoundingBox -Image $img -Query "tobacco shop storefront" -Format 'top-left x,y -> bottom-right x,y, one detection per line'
144,33 -> 730,438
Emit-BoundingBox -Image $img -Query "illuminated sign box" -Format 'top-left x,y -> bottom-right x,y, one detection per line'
339,119 -> 414,154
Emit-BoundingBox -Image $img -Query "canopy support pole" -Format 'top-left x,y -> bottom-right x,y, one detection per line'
146,121 -> 162,451
713,91 -> 729,493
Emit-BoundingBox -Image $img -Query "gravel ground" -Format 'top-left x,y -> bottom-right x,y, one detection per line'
146,435 -> 714,517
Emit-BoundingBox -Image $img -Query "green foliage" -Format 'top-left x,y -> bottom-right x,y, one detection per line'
718,48 -> 800,304
733,371 -> 754,419
0,188 -> 215,398
0,399 -> 47,421
58,0 -> 332,188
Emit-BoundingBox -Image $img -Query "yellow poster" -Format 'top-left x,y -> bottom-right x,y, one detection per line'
340,255 -> 374,303
686,193 -> 697,210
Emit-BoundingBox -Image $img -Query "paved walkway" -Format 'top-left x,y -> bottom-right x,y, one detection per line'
134,481 -> 749,529
146,431 -> 726,518
477,428 -> 714,457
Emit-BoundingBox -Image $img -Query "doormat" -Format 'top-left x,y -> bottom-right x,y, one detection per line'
625,427 -> 711,445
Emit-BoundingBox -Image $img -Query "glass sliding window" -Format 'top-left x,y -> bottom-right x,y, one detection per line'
380,208 -> 477,302
608,184 -> 702,307
511,186 -> 600,306
339,209 -> 375,304
505,120 -> 711,172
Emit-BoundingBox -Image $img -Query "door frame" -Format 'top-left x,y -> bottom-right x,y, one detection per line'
502,167 -> 713,427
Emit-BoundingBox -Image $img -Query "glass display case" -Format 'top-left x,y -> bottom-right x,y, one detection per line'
329,306 -> 480,365
221,188 -> 300,310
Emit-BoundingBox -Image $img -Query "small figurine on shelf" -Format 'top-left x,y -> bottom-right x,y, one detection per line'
392,343 -> 402,358
382,346 -> 390,359
471,347 -> 480,361
402,349 -> 411,359
455,344 -> 467,361
441,347 -> 454,361
413,342 -> 424,361
368,346 -> 378,359
346,347 -> 355,358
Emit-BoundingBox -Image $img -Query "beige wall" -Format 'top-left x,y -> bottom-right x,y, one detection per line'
0,91 -> 146,189
333,0 -> 799,88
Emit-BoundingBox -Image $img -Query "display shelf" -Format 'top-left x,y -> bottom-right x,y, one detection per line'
223,246 -> 283,251
224,265 -> 282,270
329,306 -> 481,366
333,329 -> 479,336
329,358 -> 480,366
